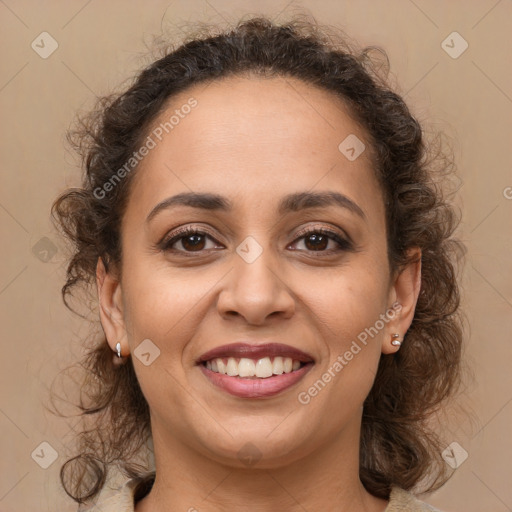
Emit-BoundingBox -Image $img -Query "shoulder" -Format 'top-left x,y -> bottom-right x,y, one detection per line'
82,479 -> 444,512
77,476 -> 147,512
386,486 -> 444,512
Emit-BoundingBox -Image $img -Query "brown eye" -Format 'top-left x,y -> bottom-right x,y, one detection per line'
290,228 -> 353,254
161,228 -> 219,253
160,226 -> 353,256
178,233 -> 207,251
303,232 -> 329,251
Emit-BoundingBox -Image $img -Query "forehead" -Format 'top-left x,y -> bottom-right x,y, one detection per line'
126,75 -> 383,224
150,74 -> 369,165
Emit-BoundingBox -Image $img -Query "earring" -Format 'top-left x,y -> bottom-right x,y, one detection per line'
391,333 -> 401,347
115,342 -> 122,358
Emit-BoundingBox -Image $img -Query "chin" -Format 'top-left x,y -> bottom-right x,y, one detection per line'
194,426 -> 317,469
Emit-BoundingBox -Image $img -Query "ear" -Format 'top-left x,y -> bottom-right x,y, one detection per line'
381,248 -> 422,354
96,257 -> 127,356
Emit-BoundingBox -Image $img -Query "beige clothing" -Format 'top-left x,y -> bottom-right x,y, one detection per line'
79,475 -> 444,511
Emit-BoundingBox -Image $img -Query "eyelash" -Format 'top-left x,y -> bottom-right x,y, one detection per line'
159,225 -> 353,256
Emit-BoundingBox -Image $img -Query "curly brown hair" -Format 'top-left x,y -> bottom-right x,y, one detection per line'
51,13 -> 465,505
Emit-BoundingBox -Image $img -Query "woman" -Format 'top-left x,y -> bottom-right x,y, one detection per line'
52,14 -> 464,512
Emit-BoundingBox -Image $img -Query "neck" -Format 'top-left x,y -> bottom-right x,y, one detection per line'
136,416 -> 388,512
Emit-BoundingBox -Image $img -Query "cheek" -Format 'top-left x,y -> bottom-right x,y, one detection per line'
300,256 -> 390,403
308,258 -> 390,342
119,261 -> 210,411
120,254 -> 223,360
123,271 -> 196,338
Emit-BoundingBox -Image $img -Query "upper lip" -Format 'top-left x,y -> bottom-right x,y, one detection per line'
197,342 -> 315,364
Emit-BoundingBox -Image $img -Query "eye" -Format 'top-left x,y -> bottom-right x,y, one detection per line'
159,225 -> 353,255
160,226 -> 221,253
289,227 -> 353,254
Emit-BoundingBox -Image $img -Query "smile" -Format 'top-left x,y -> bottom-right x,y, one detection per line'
204,356 -> 302,378
197,343 -> 315,399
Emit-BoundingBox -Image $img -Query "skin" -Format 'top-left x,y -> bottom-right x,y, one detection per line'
97,75 -> 421,512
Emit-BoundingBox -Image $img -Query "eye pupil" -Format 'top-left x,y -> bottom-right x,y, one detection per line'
305,233 -> 328,251
183,234 -> 205,251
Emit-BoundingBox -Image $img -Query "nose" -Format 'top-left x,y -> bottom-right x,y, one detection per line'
216,241 -> 296,326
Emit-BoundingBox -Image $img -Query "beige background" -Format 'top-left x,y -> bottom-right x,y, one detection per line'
1,1 -> 511,510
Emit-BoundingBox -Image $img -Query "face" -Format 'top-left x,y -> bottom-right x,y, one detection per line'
98,75 -> 420,469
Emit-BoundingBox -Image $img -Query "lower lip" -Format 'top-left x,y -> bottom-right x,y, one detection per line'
199,363 -> 314,399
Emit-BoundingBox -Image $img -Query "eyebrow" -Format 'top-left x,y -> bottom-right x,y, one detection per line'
146,190 -> 366,223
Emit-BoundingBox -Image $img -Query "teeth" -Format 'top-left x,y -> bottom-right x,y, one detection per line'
217,358 -> 226,374
272,356 -> 284,375
226,357 -> 238,376
255,357 -> 273,378
239,358 -> 256,377
205,356 -> 304,378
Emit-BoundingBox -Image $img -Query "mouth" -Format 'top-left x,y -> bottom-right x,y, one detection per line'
197,343 -> 315,399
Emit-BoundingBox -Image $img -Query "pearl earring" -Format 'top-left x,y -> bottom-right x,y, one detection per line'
116,342 -> 122,358
391,334 -> 401,347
